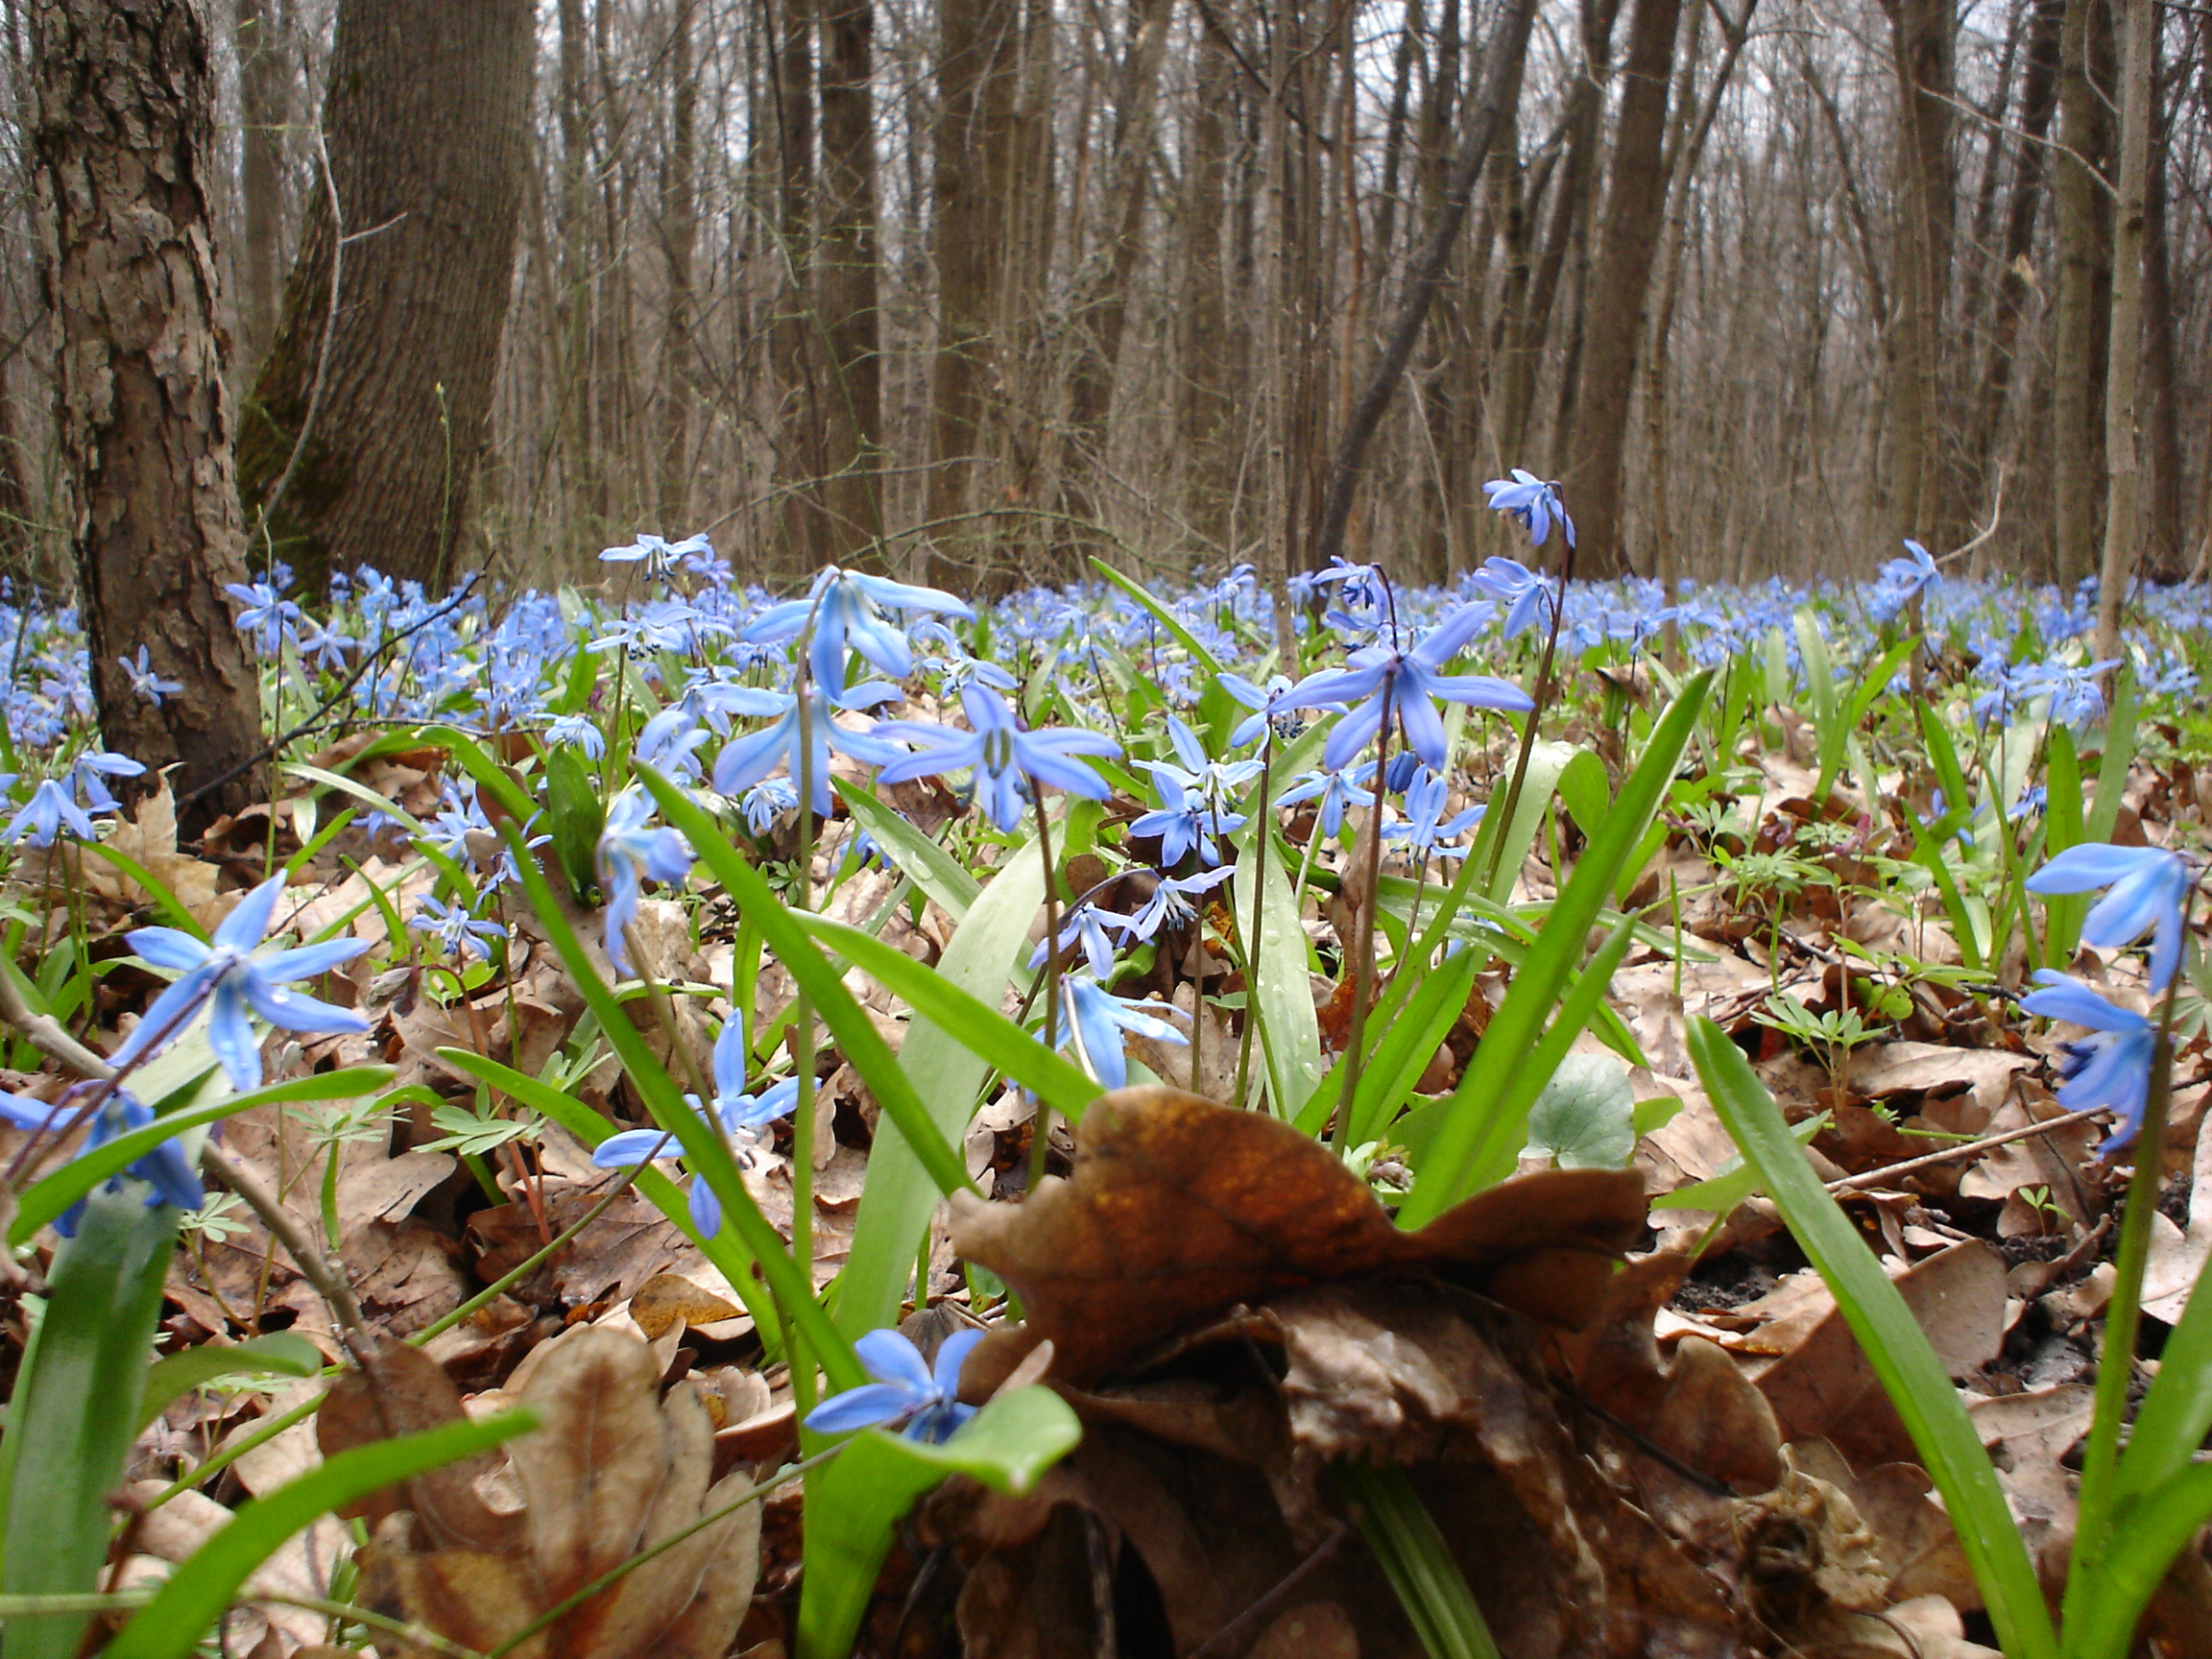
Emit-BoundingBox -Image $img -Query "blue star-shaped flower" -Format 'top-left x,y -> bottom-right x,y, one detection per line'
2026,843 -> 2193,992
2019,971 -> 2158,1153
1283,604 -> 1532,771
874,685 -> 1119,833
805,1326 -> 985,1443
595,790 -> 695,974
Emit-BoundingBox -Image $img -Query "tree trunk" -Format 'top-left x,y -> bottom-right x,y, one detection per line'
2052,0 -> 2114,584
1562,0 -> 1683,576
233,0 -> 288,366
32,0 -> 265,829
2090,0 -> 2151,658
1881,0 -> 1958,548
1177,10 -> 1236,550
657,0 -> 701,531
814,0 -> 884,563
1058,0 -> 1172,550
1966,0 -> 2060,511
925,0 -> 1019,589
2137,45 -> 2181,578
235,0 -> 534,592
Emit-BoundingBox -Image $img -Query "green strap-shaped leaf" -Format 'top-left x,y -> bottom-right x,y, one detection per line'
1686,1017 -> 2058,1659
1398,670 -> 1711,1224
1,1191 -> 181,1659
835,778 -> 979,920
2066,1463 -> 2212,1659
137,1334 -> 323,1434
10,1067 -> 396,1244
102,1410 -> 538,1659
1237,819 -> 1323,1117
834,829 -> 1049,1339
798,1387 -> 1080,1659
798,915 -> 1098,1120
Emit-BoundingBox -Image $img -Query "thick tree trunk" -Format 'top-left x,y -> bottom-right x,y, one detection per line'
233,0 -> 288,366
2137,52 -> 2181,578
1967,0 -> 2060,508
235,0 -> 534,592
1177,12 -> 1236,550
1562,0 -> 1683,576
814,0 -> 885,563
1881,0 -> 1959,547
2091,0 -> 2151,657
32,0 -> 264,828
2052,0 -> 2114,584
657,0 -> 701,531
924,0 -> 1019,588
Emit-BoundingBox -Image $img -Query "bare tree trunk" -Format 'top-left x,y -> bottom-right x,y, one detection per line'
1057,0 -> 1170,556
2052,0 -> 2113,584
925,0 -> 1018,588
2137,45 -> 2181,577
1562,0 -> 1683,576
1310,0 -> 1536,573
1178,10 -> 1236,549
1880,0 -> 1958,546
235,0 -> 535,591
33,0 -> 264,828
814,0 -> 884,563
554,0 -> 601,530
657,0 -> 701,530
2091,0 -> 2150,658
233,0 -> 288,365
770,0 -> 823,563
1967,0 -> 2060,511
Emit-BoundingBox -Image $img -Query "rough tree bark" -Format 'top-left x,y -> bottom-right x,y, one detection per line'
814,0 -> 885,563
32,0 -> 265,827
2091,0 -> 2151,658
2052,0 -> 2114,584
656,0 -> 701,531
234,0 -> 534,592
1177,12 -> 1237,550
232,0 -> 288,365
924,0 -> 1020,589
1562,0 -> 1684,576
1880,0 -> 1959,547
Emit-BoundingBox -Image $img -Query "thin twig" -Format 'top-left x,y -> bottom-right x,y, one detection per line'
1824,1104 -> 2112,1191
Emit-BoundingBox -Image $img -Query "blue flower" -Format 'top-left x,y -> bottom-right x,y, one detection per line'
1283,604 -> 1532,771
1065,974 -> 1187,1092
1869,540 -> 1942,623
544,713 -> 607,759
0,1084 -> 203,1237
743,565 -> 974,696
1129,768 -> 1246,868
805,1327 -> 985,1443
595,789 -> 695,974
69,750 -> 146,812
1483,469 -> 1575,548
710,683 -> 906,817
2026,844 -> 2193,991
874,685 -> 1120,833
1030,902 -> 1122,980
741,776 -> 799,835
1276,762 -> 1377,839
6,779 -> 100,847
1382,768 -> 1484,859
2019,971 -> 2158,1153
600,532 -> 710,581
108,876 -> 372,1091
1218,672 -> 1303,749
1468,557 -> 1556,638
1118,866 -> 1236,943
409,894 -> 507,962
590,1022 -> 796,1237
224,581 -> 301,654
119,645 -> 183,706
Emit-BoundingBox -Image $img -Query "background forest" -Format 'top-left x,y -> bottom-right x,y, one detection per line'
2,0 -> 2207,601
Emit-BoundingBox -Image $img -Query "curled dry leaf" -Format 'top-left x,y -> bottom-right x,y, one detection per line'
950,1086 -> 1647,1385
326,1326 -> 759,1659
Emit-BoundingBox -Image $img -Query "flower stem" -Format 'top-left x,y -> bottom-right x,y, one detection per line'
1332,693 -> 1393,1154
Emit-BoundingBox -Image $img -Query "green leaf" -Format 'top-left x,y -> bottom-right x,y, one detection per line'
543,742 -> 606,902
101,1410 -> 538,1659
1686,1018 -> 2057,1659
1520,1053 -> 1636,1169
836,779 -> 980,920
1648,1111 -> 1828,1211
2086,662 -> 2137,846
2066,1463 -> 2212,1659
1397,670 -> 1711,1225
798,914 -> 1099,1120
1087,557 -> 1231,681
0,1192 -> 180,1659
1333,1462 -> 1501,1659
137,1334 -> 322,1434
837,828 -> 1050,1340
1237,817 -> 1323,1116
627,765 -> 972,1206
1302,941 -> 1479,1143
479,806 -> 864,1392
10,1068 -> 397,1245
797,1387 -> 1080,1659
1553,749 -> 1612,840
1478,740 -> 1577,905
76,842 -> 208,939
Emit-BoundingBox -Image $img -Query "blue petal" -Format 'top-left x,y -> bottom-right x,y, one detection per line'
805,1382 -> 920,1434
128,926 -> 213,974
591,1128 -> 678,1166
855,1328 -> 936,1393
205,985 -> 264,1091
2026,843 -> 2166,895
214,878 -> 286,954
932,1327 -> 986,1396
688,1176 -> 724,1238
